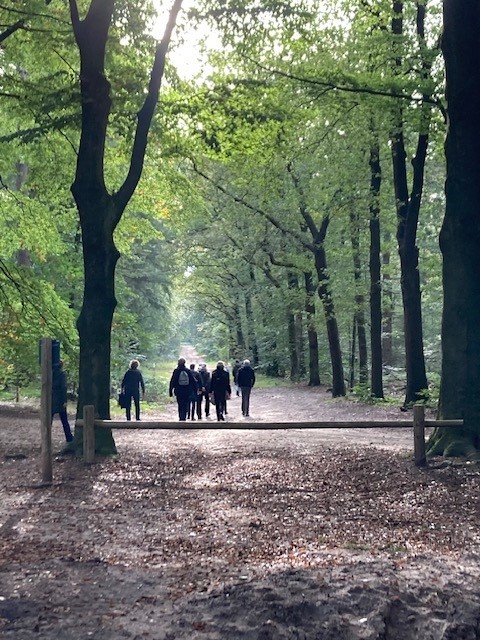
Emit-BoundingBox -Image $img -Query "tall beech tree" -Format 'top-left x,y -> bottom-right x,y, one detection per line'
389,0 -> 432,405
427,0 -> 480,457
368,136 -> 384,398
69,0 -> 183,453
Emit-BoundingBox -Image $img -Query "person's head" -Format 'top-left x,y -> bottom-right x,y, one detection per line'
130,359 -> 139,369
58,360 -> 64,368
189,363 -> 195,370
216,361 -> 224,370
178,357 -> 186,367
199,363 -> 206,371
235,359 -> 240,364
243,359 -> 250,366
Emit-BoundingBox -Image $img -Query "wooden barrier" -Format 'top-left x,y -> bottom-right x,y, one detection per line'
77,404 -> 463,468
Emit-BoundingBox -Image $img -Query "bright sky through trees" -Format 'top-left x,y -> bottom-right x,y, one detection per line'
151,0 -> 218,79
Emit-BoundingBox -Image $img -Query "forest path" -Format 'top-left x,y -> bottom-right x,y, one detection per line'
143,344 -> 421,452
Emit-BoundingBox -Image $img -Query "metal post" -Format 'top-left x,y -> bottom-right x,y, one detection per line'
413,404 -> 427,467
83,404 -> 95,464
40,337 -> 53,484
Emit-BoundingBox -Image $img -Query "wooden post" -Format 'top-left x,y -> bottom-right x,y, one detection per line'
40,337 -> 53,484
413,404 -> 427,467
83,405 -> 95,464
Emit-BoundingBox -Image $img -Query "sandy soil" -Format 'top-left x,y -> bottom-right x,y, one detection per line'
1,364 -> 480,639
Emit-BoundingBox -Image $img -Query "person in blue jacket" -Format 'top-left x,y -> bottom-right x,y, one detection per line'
121,359 -> 145,421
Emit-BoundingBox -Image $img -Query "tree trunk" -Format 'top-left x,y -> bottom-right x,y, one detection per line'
304,271 -> 320,386
313,237 -> 346,397
288,165 -> 345,395
349,209 -> 368,386
390,0 -> 429,405
349,319 -> 356,390
427,0 -> 480,457
381,241 -> 394,367
233,299 -> 246,358
75,202 -> 119,454
245,270 -> 259,366
69,0 -> 183,454
287,272 -> 300,381
369,140 -> 384,398
296,312 -> 306,378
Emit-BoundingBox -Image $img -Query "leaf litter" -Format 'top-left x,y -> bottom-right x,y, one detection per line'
1,389 -> 480,639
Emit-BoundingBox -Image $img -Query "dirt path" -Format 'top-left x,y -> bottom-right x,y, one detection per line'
1,358 -> 479,639
157,345 -> 421,452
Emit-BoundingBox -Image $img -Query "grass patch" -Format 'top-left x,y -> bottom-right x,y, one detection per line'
254,374 -> 292,390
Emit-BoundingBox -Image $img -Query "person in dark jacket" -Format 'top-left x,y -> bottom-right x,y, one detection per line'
121,359 -> 145,421
52,360 -> 73,442
169,357 -> 197,421
197,363 -> 211,419
237,359 -> 256,417
188,363 -> 202,420
209,361 -> 231,422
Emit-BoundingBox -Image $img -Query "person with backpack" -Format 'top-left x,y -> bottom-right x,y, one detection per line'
169,357 -> 197,421
237,359 -> 256,417
209,361 -> 231,422
197,363 -> 211,419
187,363 -> 202,420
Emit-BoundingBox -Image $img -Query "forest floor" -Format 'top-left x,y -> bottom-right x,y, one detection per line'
1,355 -> 480,638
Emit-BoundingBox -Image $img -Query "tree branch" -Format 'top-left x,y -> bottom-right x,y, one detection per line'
192,162 -> 315,253
115,0 -> 184,215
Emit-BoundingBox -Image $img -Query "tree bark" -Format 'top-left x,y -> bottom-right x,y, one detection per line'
427,0 -> 480,457
349,209 -> 368,386
349,318 -> 356,391
304,271 -> 320,386
234,298 -> 246,356
245,269 -> 259,365
287,271 -> 300,381
289,165 -> 345,396
369,139 -> 384,398
69,0 -> 183,453
390,0 -> 429,405
313,229 -> 346,397
381,239 -> 394,367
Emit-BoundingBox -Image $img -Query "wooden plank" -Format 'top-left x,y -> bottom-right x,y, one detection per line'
77,420 -> 414,430
74,418 -> 463,430
40,338 -> 53,484
425,419 -> 463,427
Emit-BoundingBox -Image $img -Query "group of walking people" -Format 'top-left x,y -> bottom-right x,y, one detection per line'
169,357 -> 255,422
52,356 -> 256,443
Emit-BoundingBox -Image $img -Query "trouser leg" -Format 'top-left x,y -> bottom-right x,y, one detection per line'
58,409 -> 73,442
243,387 -> 251,415
133,394 -> 141,420
204,393 -> 210,416
178,396 -> 188,421
214,394 -> 222,420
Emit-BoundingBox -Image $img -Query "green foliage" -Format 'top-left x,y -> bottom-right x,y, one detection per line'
0,0 -> 448,411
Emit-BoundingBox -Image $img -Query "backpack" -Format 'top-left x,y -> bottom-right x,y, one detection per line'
178,369 -> 189,386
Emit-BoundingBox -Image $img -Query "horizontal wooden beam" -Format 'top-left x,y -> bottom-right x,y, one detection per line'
74,419 -> 463,430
